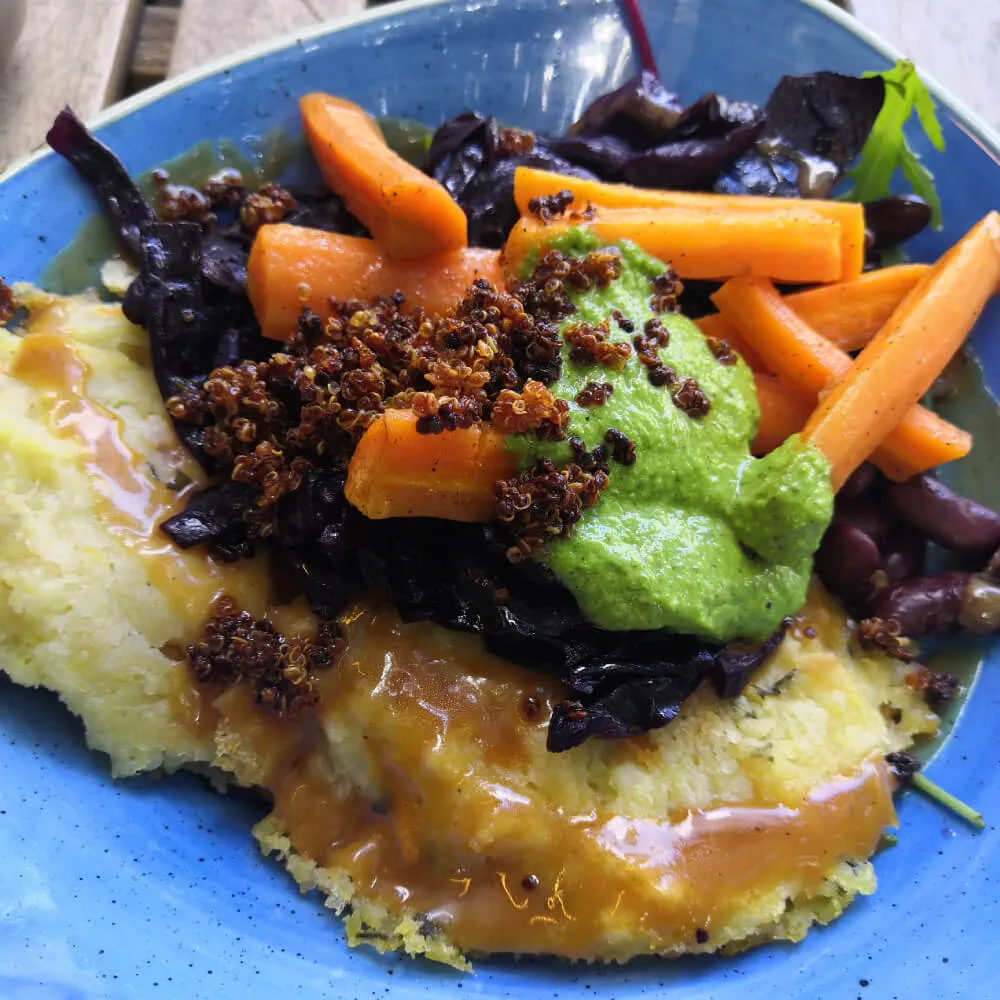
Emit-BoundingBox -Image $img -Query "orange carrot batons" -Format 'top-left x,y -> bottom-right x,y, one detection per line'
504,207 -> 843,284
802,213 -> 1000,490
696,264 -> 930,372
712,273 -> 974,486
300,92 -> 467,258
512,166 -> 865,281
344,408 -> 517,522
752,374 -> 813,455
247,224 -> 503,341
779,264 -> 930,352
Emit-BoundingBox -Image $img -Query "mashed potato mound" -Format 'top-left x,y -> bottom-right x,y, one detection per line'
0,291 -> 939,969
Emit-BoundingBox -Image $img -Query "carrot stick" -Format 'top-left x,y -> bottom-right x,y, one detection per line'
300,92 -> 467,258
779,264 -> 931,351
696,263 -> 930,370
753,373 -> 813,455
247,224 -> 503,341
801,213 -> 1000,490
344,408 -> 516,521
695,313 -> 769,372
504,208 -> 843,284
712,274 -> 974,485
513,166 -> 865,281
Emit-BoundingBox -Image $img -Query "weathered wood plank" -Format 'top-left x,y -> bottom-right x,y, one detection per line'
0,0 -> 143,169
168,0 -> 368,77
130,5 -> 180,89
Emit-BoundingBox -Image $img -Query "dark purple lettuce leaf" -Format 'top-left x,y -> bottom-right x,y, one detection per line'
160,481 -> 259,560
275,470 -> 369,620
281,190 -> 367,236
568,70 -> 685,148
46,107 -> 156,258
543,134 -> 635,179
764,71 -> 885,169
710,620 -> 790,699
425,113 -> 597,247
714,150 -> 801,197
425,112 -> 498,175
622,113 -> 766,190
128,221 -> 214,390
547,659 -> 711,752
671,94 -> 761,139
199,231 -> 251,295
717,72 -> 885,197
454,150 -> 596,247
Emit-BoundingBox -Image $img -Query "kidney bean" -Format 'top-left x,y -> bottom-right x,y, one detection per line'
883,475 -> 1000,555
863,195 -> 932,250
869,572 -> 968,635
838,462 -> 878,502
881,528 -> 927,582
833,496 -> 891,548
815,522 -> 881,605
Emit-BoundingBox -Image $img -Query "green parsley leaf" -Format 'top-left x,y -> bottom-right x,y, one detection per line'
843,60 -> 946,229
899,138 -> 943,228
912,78 -> 946,152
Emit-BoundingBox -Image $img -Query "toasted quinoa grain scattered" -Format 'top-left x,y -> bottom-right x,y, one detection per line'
611,308 -> 634,333
516,246 -> 619,326
575,380 -> 614,408
856,617 -> 915,662
492,379 -> 570,437
650,268 -> 683,313
707,336 -> 738,365
564,321 -> 631,371
647,363 -> 676,388
153,174 -> 215,225
240,182 -> 299,233
494,454 -> 610,559
187,595 -> 345,718
671,376 -> 711,418
603,427 -> 637,466
527,189 -> 575,223
497,126 -> 536,157
201,167 -> 246,207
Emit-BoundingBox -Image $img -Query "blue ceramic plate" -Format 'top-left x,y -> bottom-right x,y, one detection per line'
2,1 -> 999,997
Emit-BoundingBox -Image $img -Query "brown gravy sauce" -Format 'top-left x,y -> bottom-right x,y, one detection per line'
9,330 -> 269,633
193,604 -> 897,957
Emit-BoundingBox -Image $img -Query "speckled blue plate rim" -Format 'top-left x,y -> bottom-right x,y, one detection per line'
2,0 -> 1000,183
1,2 -> 999,1000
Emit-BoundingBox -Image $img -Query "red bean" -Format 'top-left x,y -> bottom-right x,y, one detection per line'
815,522 -> 880,605
881,529 -> 927,582
869,572 -> 968,635
883,475 -> 1000,555
838,463 -> 878,502
863,195 -> 932,251
833,496 -> 891,548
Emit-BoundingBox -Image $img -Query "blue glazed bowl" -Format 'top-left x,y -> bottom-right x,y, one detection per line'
1,1 -> 999,998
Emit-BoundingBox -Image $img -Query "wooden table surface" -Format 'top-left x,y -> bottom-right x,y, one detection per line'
0,0 -> 997,170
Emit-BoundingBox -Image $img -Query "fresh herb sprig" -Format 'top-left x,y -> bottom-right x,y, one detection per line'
911,772 -> 985,831
844,59 -> 946,229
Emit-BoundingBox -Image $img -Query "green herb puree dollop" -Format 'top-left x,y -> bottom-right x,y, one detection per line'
509,229 -> 834,642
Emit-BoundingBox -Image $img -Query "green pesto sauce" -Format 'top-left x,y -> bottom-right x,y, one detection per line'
510,229 -> 833,642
